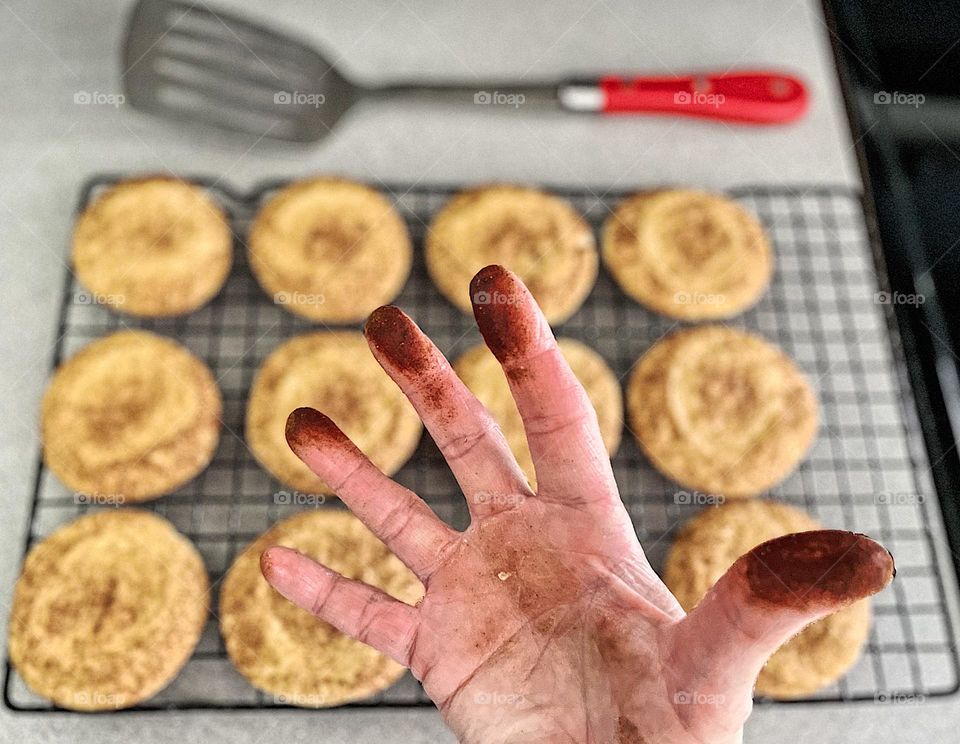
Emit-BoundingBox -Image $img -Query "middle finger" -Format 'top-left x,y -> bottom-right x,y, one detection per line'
364,306 -> 533,519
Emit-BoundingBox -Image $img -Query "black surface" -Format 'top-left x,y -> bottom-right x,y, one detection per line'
825,0 -> 960,587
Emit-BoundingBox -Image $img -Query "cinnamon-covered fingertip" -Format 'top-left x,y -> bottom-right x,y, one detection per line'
284,406 -> 347,459
364,305 -> 435,375
744,530 -> 895,611
469,264 -> 544,363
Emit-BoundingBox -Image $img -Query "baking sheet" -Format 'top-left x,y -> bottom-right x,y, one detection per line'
5,177 -> 957,711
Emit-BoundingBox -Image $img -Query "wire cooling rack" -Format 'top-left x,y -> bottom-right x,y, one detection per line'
5,176 -> 958,712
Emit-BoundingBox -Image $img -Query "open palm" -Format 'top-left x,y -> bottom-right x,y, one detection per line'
261,265 -> 894,744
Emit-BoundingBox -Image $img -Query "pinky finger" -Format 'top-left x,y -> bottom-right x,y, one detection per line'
261,546 -> 419,666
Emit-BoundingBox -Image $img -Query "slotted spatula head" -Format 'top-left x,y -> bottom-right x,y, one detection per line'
122,0 -> 357,142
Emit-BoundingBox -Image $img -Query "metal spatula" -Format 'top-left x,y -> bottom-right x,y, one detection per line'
122,0 -> 809,143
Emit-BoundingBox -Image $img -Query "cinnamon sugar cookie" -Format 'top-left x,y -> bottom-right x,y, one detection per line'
426,185 -> 597,324
72,177 -> 232,317
8,510 -> 209,710
246,332 -> 422,493
248,178 -> 412,323
455,338 -> 622,487
664,500 -> 872,699
603,189 -> 772,320
41,330 -> 222,502
220,509 -> 423,706
627,326 -> 817,497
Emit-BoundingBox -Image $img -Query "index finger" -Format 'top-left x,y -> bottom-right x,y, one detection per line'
470,265 -> 618,501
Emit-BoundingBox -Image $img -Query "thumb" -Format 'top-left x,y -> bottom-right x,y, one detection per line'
663,530 -> 894,735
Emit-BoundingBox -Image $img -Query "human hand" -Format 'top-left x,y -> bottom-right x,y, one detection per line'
261,265 -> 894,744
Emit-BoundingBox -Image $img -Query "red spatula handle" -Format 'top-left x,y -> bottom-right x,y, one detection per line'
561,71 -> 808,124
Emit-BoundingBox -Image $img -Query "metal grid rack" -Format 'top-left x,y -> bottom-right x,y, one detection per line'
4,176 -> 958,712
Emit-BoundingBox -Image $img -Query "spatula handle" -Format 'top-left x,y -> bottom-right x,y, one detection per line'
559,71 -> 809,124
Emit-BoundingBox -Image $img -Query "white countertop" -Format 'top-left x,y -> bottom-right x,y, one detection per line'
1,0 -> 958,741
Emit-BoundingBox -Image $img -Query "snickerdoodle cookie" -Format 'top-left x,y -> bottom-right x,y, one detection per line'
455,338 -> 622,487
426,185 -> 597,324
664,500 -> 872,699
220,509 -> 423,706
72,177 -> 232,317
603,189 -> 772,320
248,178 -> 412,323
627,326 -> 817,497
245,332 -> 421,493
41,330 -> 222,502
8,510 -> 209,710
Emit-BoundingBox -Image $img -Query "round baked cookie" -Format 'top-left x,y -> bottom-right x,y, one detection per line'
627,326 -> 817,497
603,189 -> 772,320
41,330 -> 222,503
426,185 -> 598,324
220,509 -> 423,706
9,510 -> 209,710
246,332 -> 422,494
72,176 -> 232,317
248,178 -> 412,323
455,338 -> 622,487
664,500 -> 872,699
